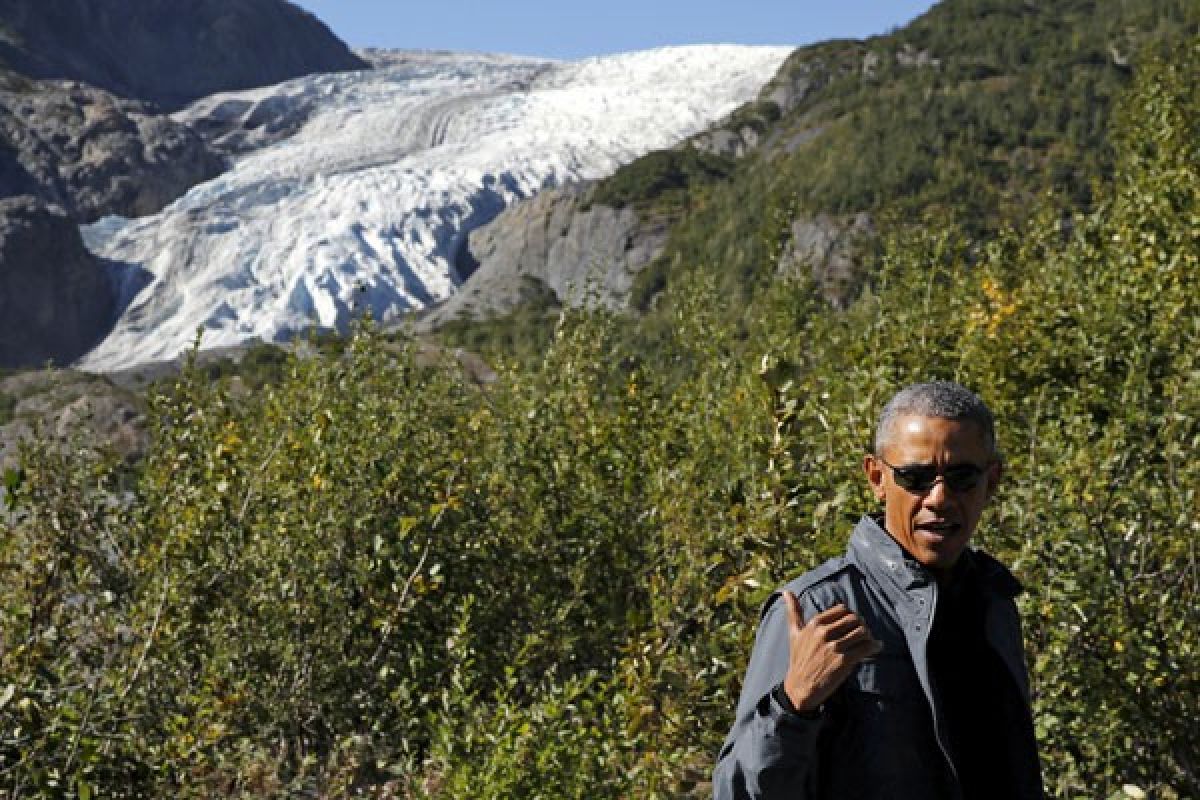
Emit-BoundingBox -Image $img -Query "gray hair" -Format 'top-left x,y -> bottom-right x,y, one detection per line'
873,381 -> 996,456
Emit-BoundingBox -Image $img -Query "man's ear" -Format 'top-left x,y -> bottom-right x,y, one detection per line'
984,459 -> 1003,500
863,453 -> 886,501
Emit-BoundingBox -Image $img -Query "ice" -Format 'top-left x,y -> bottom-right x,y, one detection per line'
76,46 -> 792,371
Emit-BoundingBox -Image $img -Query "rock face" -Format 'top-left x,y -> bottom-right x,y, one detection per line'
431,47 -> 826,327
0,78 -> 225,222
0,78 -> 221,369
0,369 -> 148,473
776,212 -> 875,308
0,197 -> 115,368
0,0 -> 364,370
690,52 -> 835,159
0,0 -> 369,111
419,184 -> 670,328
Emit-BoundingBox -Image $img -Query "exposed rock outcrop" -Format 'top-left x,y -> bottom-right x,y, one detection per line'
427,52 -> 826,329
0,197 -> 116,369
895,44 -> 941,69
0,78 -> 225,222
776,212 -> 875,308
688,52 -> 831,160
0,369 -> 148,472
0,78 -> 222,369
0,0 -> 368,112
432,45 -> 860,328
418,184 -> 670,329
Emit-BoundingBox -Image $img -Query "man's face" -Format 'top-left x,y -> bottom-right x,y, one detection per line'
863,415 -> 1000,576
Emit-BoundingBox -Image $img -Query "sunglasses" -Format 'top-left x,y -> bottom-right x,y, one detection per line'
878,457 -> 989,493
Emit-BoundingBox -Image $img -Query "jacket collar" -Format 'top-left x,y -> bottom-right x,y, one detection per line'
848,515 -> 933,603
847,514 -> 1024,602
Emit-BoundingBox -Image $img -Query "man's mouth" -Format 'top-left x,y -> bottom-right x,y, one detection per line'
916,520 -> 961,537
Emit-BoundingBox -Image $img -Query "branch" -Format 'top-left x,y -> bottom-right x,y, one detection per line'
121,575 -> 169,701
368,539 -> 431,671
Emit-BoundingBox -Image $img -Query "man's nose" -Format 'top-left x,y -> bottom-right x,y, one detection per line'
922,477 -> 950,507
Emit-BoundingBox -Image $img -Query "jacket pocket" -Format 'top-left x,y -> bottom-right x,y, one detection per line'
829,654 -> 936,792
848,655 -> 920,701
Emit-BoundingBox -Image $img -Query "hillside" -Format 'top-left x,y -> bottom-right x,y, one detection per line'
443,0 -> 1198,347
642,0 -> 1196,302
0,0 -> 367,111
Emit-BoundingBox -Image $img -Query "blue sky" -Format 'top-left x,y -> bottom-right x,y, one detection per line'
290,1 -> 941,60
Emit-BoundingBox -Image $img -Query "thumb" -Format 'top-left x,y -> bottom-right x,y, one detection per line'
781,590 -> 802,632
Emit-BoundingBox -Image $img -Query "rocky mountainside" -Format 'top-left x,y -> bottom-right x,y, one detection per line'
0,75 -> 225,223
0,0 -> 369,372
0,72 -> 224,370
0,197 -> 116,368
442,0 -> 1198,340
417,183 -> 672,329
0,0 -> 368,111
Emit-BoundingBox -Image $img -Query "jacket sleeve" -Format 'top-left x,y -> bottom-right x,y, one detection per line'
712,591 -> 826,799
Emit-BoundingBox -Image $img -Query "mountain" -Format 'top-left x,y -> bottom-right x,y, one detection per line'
16,0 -> 1193,374
600,0 -> 1200,311
74,46 -> 792,371
0,76 -> 225,223
0,0 -> 368,111
0,0 -> 369,372
443,0 -> 1198,342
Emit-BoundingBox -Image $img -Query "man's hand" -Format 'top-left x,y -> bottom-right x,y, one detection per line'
781,593 -> 882,713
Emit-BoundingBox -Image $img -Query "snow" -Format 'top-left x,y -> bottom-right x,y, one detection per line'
76,46 -> 792,371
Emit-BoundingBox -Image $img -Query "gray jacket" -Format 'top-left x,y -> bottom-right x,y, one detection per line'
713,515 -> 1043,799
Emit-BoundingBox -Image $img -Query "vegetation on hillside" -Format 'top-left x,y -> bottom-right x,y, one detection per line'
438,0 -> 1199,360
592,0 -> 1199,314
588,148 -> 736,212
1,36 -> 1196,799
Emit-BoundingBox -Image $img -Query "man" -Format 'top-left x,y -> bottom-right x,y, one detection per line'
713,381 -> 1043,799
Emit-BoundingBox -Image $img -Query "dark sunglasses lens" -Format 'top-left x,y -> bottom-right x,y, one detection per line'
891,464 -> 985,492
945,466 -> 984,491
893,465 -> 938,491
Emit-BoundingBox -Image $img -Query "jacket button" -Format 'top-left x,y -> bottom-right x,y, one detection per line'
915,624 -> 923,632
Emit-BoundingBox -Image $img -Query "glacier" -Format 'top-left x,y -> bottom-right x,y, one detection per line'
76,46 -> 793,371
